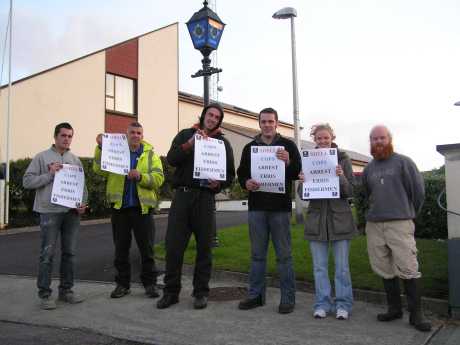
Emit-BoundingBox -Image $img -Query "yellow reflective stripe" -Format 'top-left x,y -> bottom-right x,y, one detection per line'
148,150 -> 153,173
139,197 -> 157,205
152,168 -> 163,174
145,174 -> 154,189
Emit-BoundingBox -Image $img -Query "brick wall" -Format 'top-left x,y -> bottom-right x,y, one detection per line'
105,114 -> 135,134
106,39 -> 138,79
105,39 -> 138,132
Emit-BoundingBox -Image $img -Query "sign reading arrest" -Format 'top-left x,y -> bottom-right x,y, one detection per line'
193,134 -> 227,181
51,164 -> 85,208
301,148 -> 339,199
250,146 -> 285,194
101,133 -> 130,175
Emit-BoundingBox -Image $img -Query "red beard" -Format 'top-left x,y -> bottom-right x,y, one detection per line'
371,143 -> 394,160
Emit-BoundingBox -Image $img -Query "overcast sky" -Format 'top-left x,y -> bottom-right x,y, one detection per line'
1,0 -> 460,170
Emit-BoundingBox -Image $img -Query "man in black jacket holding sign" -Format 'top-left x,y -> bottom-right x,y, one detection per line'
157,103 -> 235,310
237,107 -> 301,314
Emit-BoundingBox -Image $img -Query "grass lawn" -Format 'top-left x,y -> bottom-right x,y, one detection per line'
155,224 -> 448,299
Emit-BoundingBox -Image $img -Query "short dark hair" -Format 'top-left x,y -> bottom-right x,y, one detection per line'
128,121 -> 143,128
259,107 -> 278,122
54,122 -> 73,137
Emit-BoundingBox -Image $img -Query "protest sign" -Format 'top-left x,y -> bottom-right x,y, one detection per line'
193,134 -> 227,181
301,148 -> 339,199
51,164 -> 85,208
101,133 -> 130,175
250,146 -> 285,194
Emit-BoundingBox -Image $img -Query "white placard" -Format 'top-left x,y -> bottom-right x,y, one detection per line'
193,134 -> 227,181
51,164 -> 85,208
101,133 -> 130,175
250,146 -> 285,194
302,148 -> 339,199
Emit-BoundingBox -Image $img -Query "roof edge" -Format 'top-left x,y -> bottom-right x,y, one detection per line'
179,91 -> 294,129
1,22 -> 179,90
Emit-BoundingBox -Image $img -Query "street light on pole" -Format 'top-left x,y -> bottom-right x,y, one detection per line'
186,0 -> 225,106
273,7 -> 303,224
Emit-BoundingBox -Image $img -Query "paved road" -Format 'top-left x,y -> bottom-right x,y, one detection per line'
0,320 -> 150,345
0,211 -> 248,283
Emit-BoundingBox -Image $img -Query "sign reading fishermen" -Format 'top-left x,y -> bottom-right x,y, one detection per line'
101,133 -> 130,175
193,134 -> 227,181
51,164 -> 85,208
302,148 -> 339,199
251,146 -> 285,194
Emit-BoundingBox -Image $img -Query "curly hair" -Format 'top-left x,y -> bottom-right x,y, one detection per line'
310,123 -> 336,140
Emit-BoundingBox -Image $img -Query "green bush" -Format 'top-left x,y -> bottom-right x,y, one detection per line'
352,168 -> 448,239
415,175 -> 447,239
9,158 -> 37,226
7,155 -> 174,228
227,180 -> 248,200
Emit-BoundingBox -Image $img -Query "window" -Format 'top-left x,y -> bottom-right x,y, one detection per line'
105,73 -> 136,115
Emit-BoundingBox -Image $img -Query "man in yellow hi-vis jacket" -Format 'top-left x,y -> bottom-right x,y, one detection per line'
93,122 -> 164,299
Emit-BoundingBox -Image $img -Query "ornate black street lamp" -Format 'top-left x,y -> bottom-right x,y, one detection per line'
186,0 -> 225,106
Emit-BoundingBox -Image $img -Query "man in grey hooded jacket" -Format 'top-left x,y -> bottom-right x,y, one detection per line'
23,122 -> 87,310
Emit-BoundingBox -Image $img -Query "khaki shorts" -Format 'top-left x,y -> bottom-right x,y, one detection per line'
365,220 -> 421,280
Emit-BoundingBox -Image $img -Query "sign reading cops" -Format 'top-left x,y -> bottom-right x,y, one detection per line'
193,134 -> 227,181
301,148 -> 339,199
250,146 -> 285,194
101,133 -> 130,175
51,164 -> 85,208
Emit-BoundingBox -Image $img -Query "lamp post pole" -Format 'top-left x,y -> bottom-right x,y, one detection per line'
187,1 -> 225,247
273,7 -> 303,224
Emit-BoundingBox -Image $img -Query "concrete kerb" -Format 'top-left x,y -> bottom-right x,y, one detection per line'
208,268 -> 450,318
0,214 -> 169,236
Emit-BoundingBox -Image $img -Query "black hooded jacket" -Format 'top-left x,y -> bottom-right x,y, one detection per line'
166,104 -> 235,193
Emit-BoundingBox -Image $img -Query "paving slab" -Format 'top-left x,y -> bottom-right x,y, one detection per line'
0,275 -> 439,345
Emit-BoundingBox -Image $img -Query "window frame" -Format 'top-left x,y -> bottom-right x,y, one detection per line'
105,72 -> 137,117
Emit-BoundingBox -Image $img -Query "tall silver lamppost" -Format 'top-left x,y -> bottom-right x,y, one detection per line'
273,7 -> 303,223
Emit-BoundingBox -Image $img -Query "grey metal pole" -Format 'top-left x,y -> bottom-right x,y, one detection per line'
290,16 -> 303,224
4,0 -> 13,226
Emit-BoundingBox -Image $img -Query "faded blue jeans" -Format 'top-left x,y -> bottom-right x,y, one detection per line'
248,211 -> 296,305
37,211 -> 80,298
309,240 -> 353,313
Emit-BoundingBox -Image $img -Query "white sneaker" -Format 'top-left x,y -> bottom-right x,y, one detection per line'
313,309 -> 327,319
336,308 -> 349,320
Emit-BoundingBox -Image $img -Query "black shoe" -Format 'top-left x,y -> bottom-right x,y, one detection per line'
110,285 -> 130,299
193,296 -> 208,310
403,279 -> 432,332
145,285 -> 160,298
238,295 -> 265,310
278,303 -> 295,314
377,278 -> 403,322
156,294 -> 179,309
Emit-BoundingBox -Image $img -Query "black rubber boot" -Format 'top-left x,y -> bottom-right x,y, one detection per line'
377,278 -> 403,322
403,279 -> 432,332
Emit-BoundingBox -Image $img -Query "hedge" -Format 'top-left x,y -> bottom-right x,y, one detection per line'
7,156 -> 174,228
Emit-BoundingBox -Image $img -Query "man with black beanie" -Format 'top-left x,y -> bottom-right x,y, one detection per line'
157,103 -> 235,310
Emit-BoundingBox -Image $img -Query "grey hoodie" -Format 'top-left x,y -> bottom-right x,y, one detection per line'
23,146 -> 88,213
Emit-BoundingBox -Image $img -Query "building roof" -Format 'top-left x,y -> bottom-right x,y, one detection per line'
179,91 -> 294,129
221,122 -> 371,165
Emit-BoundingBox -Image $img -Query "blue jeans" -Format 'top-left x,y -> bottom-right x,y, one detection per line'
248,211 -> 296,305
37,212 -> 80,298
309,240 -> 353,313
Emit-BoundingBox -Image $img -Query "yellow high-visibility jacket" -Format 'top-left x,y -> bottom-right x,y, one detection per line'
93,141 -> 164,214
